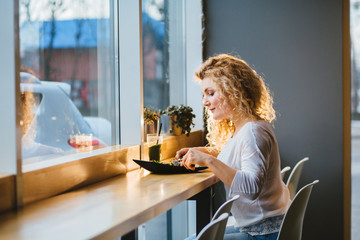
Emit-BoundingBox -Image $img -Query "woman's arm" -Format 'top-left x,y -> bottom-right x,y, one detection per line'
181,147 -> 266,199
180,148 -> 236,188
193,146 -> 220,157
175,146 -> 220,159
206,156 -> 237,188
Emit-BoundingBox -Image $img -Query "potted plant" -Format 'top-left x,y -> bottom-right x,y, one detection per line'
163,104 -> 195,136
144,106 -> 161,140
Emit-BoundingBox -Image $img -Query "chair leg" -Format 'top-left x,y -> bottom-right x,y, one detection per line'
189,186 -> 212,235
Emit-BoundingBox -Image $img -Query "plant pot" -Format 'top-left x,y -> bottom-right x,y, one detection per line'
172,125 -> 182,136
164,104 -> 195,137
171,119 -> 182,136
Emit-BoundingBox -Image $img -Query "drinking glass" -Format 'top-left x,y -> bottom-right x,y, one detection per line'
147,134 -> 163,161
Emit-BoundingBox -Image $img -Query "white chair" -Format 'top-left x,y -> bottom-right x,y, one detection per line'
212,195 -> 240,220
286,157 -> 310,199
196,213 -> 229,240
277,180 -> 319,240
211,195 -> 240,240
280,166 -> 291,181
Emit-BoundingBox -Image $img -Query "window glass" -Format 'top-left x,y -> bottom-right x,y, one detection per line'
142,0 -> 169,111
140,0 -> 200,239
142,0 -> 189,136
19,0 -> 115,164
351,1 -> 360,239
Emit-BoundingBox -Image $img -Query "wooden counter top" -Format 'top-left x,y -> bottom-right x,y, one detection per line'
0,166 -> 218,240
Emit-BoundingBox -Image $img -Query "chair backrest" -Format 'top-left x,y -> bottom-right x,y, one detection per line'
277,180 -> 319,240
286,157 -> 310,199
196,213 -> 229,240
280,166 -> 291,181
212,194 -> 240,221
211,195 -> 239,240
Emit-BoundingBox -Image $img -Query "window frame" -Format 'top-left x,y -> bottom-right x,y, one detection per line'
0,0 -> 23,208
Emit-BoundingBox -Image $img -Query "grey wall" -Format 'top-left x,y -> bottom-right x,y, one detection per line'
204,0 -> 344,239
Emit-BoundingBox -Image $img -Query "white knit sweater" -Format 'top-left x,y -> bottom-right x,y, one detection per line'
217,120 -> 291,227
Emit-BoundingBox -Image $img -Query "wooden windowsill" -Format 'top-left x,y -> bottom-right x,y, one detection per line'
0,130 -> 204,212
0,174 -> 15,213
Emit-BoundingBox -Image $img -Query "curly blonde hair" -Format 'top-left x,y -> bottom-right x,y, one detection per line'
195,54 -> 276,150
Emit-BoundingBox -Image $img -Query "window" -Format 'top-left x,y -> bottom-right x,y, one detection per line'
351,1 -> 360,239
19,0 -> 116,163
140,0 -> 203,239
16,0 -> 203,166
142,0 -> 169,110
1,0 -> 202,216
142,0 -> 204,135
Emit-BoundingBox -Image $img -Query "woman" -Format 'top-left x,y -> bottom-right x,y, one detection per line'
176,54 -> 291,240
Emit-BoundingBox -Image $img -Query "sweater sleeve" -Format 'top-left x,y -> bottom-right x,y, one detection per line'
228,125 -> 272,200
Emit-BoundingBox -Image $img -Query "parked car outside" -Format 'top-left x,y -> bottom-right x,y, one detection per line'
20,72 -> 110,162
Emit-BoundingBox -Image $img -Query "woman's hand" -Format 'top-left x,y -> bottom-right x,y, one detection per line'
177,147 -> 236,188
175,148 -> 191,159
181,148 -> 212,171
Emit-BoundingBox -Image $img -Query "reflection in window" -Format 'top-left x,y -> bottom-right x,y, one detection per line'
19,0 -> 115,163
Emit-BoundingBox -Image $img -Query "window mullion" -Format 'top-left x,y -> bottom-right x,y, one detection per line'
0,0 -> 23,208
118,0 -> 143,148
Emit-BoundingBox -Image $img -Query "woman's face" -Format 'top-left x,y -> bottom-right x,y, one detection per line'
202,77 -> 233,120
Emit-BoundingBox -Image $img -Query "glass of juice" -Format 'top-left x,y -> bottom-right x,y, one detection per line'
147,134 -> 163,162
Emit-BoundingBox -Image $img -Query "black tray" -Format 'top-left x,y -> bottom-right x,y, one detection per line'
133,159 -> 208,174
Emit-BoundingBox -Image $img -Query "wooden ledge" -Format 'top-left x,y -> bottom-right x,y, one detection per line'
22,145 -> 140,204
0,174 -> 15,213
0,167 -> 217,239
